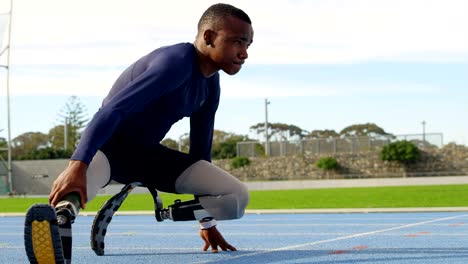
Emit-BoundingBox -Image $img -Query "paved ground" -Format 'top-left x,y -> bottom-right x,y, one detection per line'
2,212 -> 468,263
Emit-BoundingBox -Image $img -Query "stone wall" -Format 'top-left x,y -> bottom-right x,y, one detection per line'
5,144 -> 468,195
213,143 -> 468,181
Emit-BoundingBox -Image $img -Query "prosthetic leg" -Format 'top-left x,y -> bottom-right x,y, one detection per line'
90,182 -> 143,255
24,204 -> 66,264
24,194 -> 79,264
90,182 -> 213,256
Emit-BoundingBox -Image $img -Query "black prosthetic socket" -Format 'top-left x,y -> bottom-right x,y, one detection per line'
60,193 -> 81,213
56,192 -> 81,224
169,197 -> 205,221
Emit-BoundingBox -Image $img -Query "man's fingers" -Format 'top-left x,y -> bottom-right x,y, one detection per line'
200,230 -> 210,251
48,193 -> 56,206
220,242 -> 236,251
207,232 -> 219,253
200,230 -> 208,242
209,238 -> 219,253
49,186 -> 87,209
49,188 -> 62,207
218,238 -> 229,251
199,227 -> 236,253
226,244 -> 237,251
51,190 -> 64,207
48,184 -> 58,205
202,241 -> 210,251
79,190 -> 87,209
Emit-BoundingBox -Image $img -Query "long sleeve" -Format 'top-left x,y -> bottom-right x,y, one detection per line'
189,75 -> 221,162
72,47 -> 192,165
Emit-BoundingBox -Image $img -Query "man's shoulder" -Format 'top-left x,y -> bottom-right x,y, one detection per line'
151,43 -> 194,60
143,43 -> 195,71
166,42 -> 194,52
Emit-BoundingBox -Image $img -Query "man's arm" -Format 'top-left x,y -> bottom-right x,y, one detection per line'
189,75 -> 220,161
49,160 -> 88,207
52,47 -> 193,207
189,76 -> 232,253
73,53 -> 191,165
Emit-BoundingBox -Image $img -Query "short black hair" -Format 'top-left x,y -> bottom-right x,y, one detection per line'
197,3 -> 251,32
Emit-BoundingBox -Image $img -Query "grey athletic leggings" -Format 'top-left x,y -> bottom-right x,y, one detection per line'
175,160 -> 249,220
85,151 -> 249,221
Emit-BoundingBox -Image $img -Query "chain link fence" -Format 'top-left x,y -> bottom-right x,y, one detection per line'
237,133 -> 443,157
0,157 -> 8,194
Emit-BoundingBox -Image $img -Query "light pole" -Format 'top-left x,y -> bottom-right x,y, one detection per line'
0,0 -> 14,194
422,120 -> 426,142
178,133 -> 188,152
264,98 -> 270,156
178,134 -> 183,152
64,117 -> 68,150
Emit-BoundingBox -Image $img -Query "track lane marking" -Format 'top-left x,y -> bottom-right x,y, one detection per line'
195,213 -> 468,264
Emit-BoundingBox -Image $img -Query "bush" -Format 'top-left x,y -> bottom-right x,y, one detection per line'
15,147 -> 73,160
255,143 -> 265,157
231,156 -> 251,169
315,156 -> 339,170
380,140 -> 420,163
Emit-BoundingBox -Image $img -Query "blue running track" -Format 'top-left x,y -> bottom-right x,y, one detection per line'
1,212 -> 468,263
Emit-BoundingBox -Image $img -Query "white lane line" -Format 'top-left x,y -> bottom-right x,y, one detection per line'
195,213 -> 468,264
1,222 -> 466,229
2,232 -> 468,237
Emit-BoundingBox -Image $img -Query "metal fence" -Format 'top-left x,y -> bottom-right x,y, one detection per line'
237,133 -> 444,157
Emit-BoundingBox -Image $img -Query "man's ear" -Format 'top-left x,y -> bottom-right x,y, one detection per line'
203,30 -> 216,47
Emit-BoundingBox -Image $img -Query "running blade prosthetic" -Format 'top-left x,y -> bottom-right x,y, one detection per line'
24,204 -> 70,264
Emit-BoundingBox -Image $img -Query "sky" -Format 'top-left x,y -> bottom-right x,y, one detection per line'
0,0 -> 467,146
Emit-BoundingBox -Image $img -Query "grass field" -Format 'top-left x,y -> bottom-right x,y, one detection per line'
1,184 -> 468,213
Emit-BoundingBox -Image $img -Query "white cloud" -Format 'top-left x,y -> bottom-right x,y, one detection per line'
219,73 -> 440,99
7,0 -> 468,66
248,0 -> 468,64
1,0 -> 465,97
9,76 -> 112,96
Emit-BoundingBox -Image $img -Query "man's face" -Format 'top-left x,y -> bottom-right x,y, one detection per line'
210,16 -> 254,75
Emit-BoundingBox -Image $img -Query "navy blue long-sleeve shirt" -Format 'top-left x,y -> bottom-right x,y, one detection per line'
71,43 -> 220,165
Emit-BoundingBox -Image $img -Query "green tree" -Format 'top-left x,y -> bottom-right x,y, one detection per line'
161,138 -> 178,150
11,132 -> 49,159
174,130 -> 253,159
57,96 -> 89,150
0,136 -> 6,160
250,122 -> 308,141
178,133 -> 190,153
211,130 -> 249,159
306,129 -> 339,139
48,125 -> 67,150
340,123 -> 393,138
15,147 -> 73,160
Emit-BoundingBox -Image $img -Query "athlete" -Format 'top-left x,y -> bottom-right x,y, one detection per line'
24,3 -> 253,263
